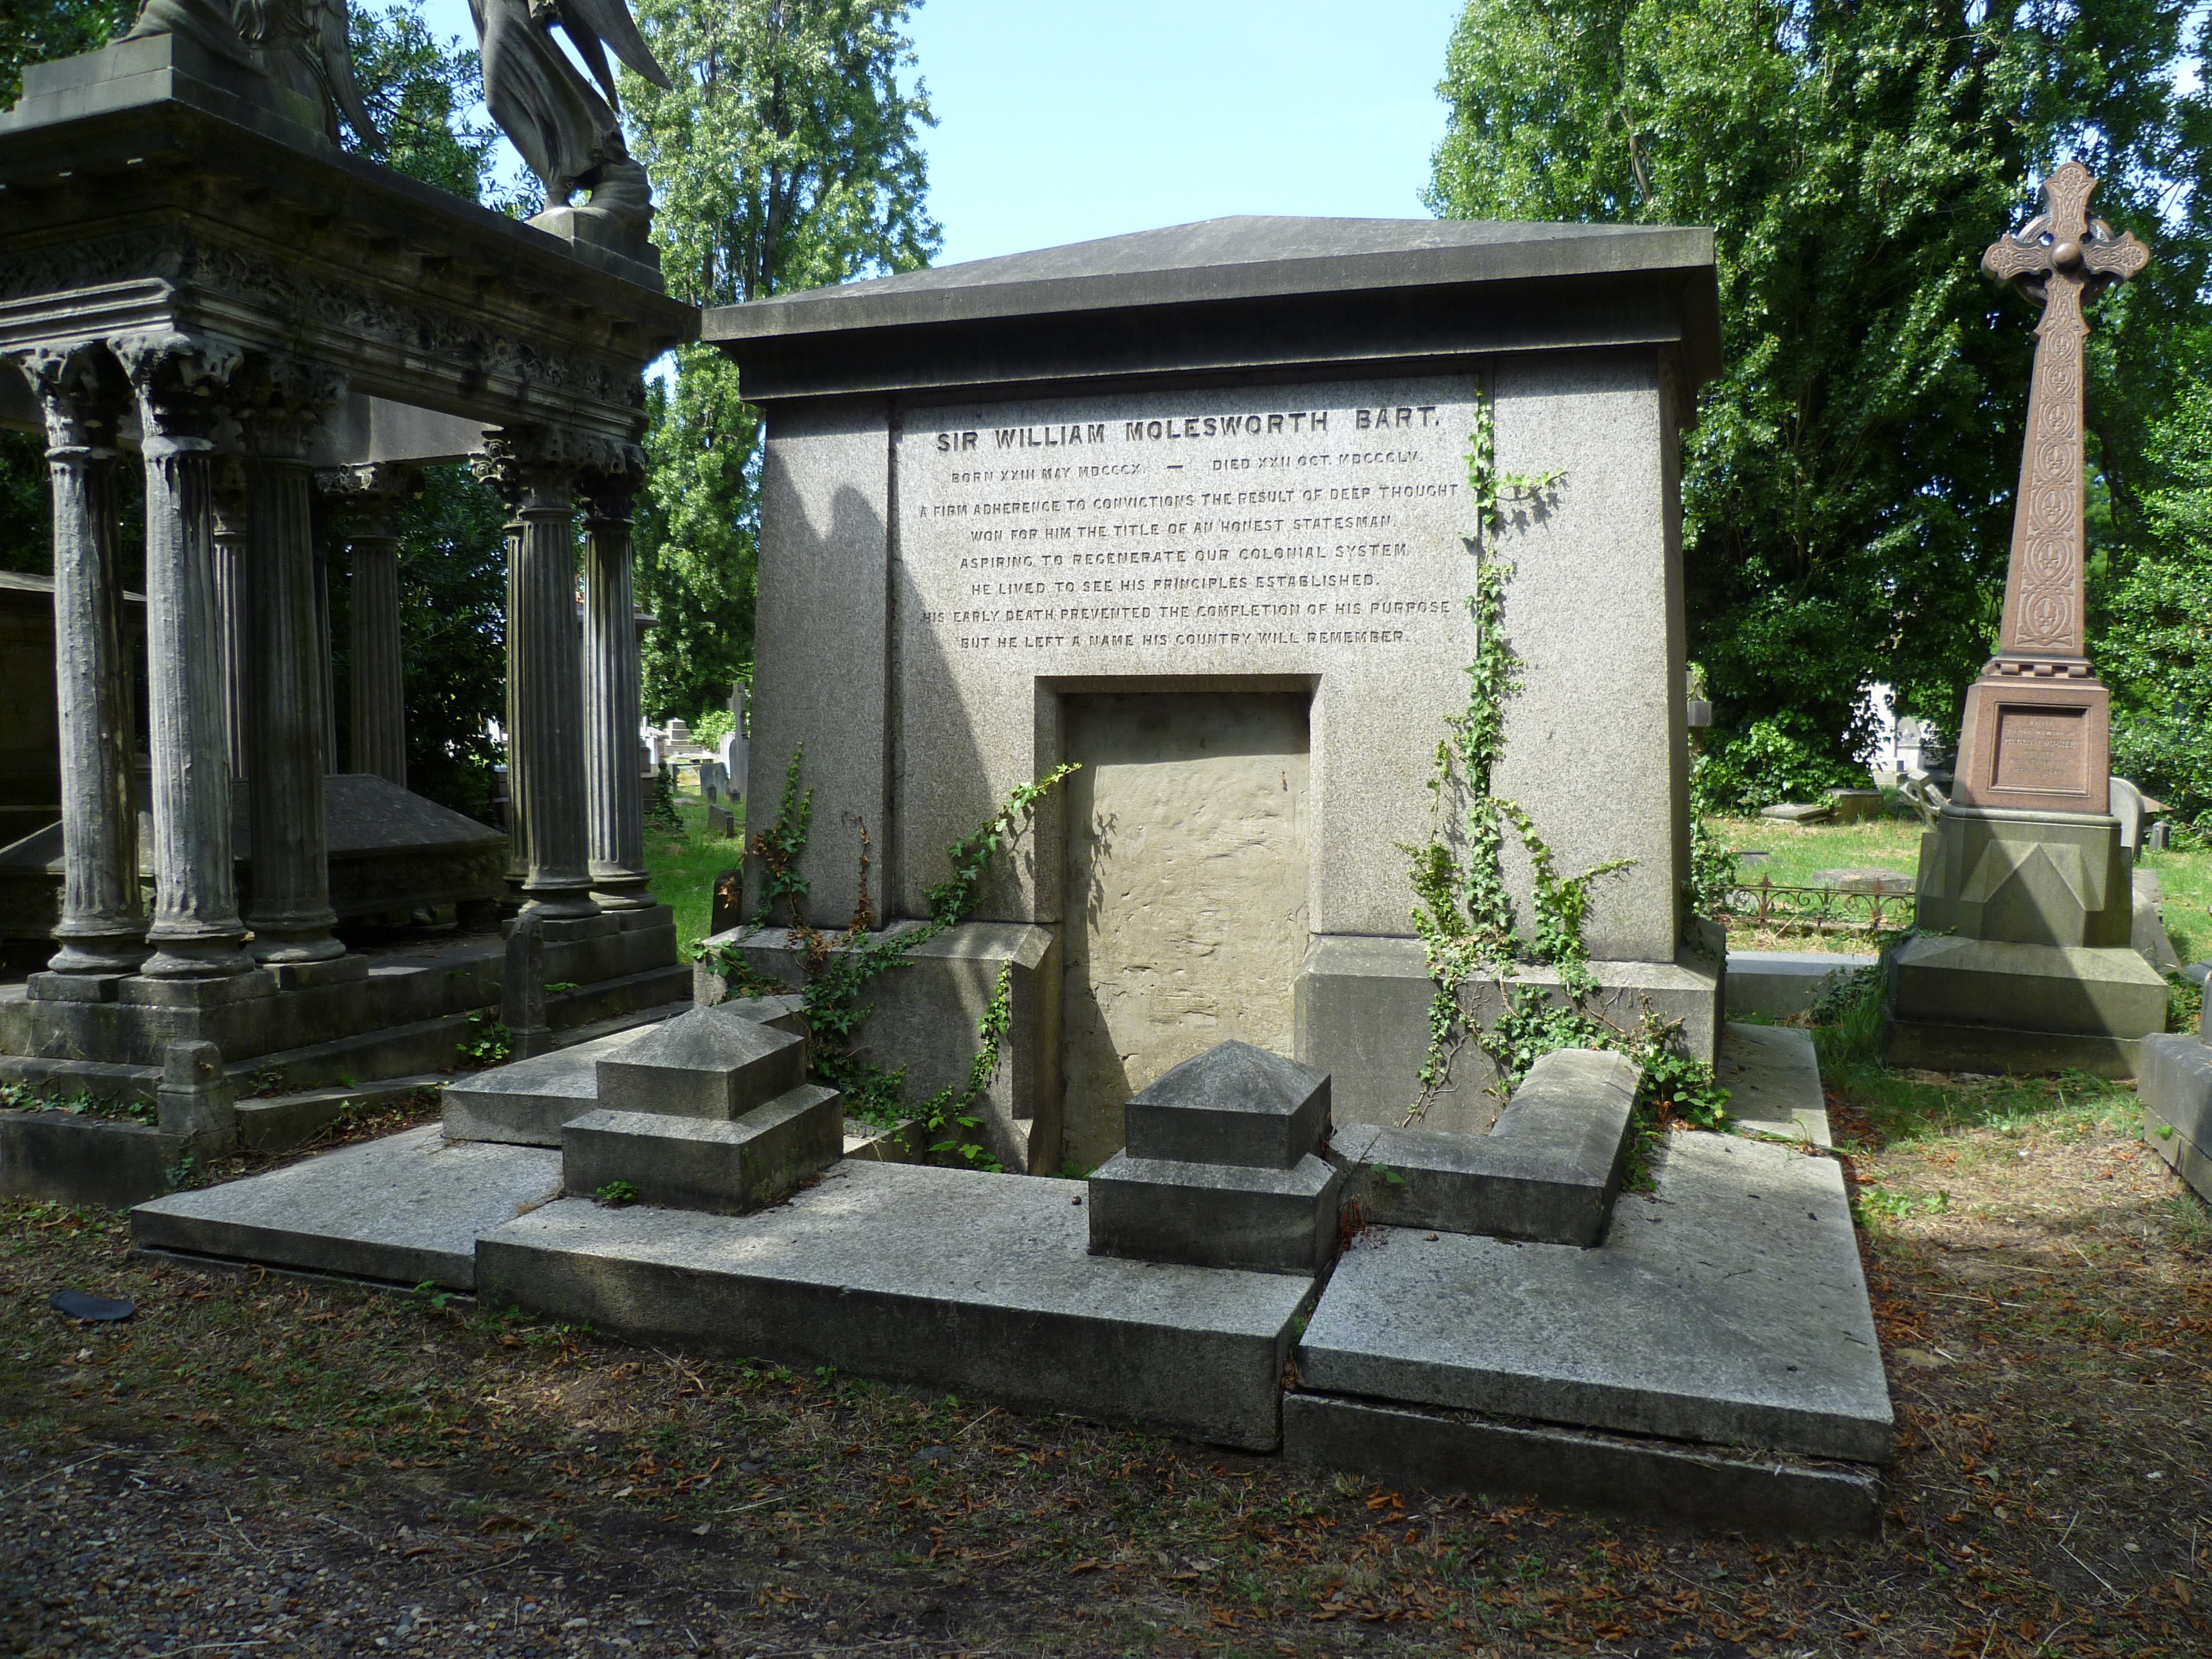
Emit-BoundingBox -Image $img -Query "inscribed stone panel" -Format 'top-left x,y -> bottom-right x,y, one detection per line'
890,375 -> 1479,933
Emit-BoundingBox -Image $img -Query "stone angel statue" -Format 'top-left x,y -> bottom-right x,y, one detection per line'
471,0 -> 672,260
127,0 -> 379,148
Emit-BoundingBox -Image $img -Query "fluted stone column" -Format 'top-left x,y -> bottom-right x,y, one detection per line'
210,461 -> 249,781
115,330 -> 254,978
322,465 -> 419,788
482,429 -> 597,919
236,359 -> 349,964
582,476 -> 654,910
11,344 -> 145,978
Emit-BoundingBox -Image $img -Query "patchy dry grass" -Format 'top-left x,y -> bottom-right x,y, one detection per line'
3,1065 -> 2209,1657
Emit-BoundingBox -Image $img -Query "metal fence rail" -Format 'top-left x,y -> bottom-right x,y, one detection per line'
1721,878 -> 1914,935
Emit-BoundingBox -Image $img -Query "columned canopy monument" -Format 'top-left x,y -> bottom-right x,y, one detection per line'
1888,163 -> 2167,1071
701,218 -> 1725,1171
0,0 -> 694,1160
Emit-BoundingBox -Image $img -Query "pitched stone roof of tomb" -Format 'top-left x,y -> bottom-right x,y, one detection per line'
703,215 -> 1723,405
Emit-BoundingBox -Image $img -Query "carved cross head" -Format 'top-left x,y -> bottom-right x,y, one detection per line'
1981,160 -> 2149,307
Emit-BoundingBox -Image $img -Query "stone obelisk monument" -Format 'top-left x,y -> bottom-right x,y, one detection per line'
1886,161 -> 2169,1072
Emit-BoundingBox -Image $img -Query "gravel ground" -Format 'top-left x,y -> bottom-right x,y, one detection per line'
4,1070 -> 2210,1659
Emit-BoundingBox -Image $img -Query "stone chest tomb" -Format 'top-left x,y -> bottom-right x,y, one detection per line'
701,217 -> 1725,1172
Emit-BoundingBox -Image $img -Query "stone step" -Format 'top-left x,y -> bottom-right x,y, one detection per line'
476,1160 -> 1311,1450
1718,1022 -> 1831,1146
442,997 -> 806,1147
131,1123 -> 560,1290
1297,1130 -> 1892,1466
562,1084 -> 843,1214
1724,950 -> 1875,1020
594,1005 -> 805,1120
1087,1151 -> 1342,1275
234,1072 -> 450,1154
441,1026 -> 657,1147
1332,1046 -> 1639,1244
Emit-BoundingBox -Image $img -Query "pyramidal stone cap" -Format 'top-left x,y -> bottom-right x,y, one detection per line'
1125,1041 -> 1330,1171
595,1006 -> 806,1121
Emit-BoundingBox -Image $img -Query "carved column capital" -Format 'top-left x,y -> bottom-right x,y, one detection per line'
478,426 -> 640,511
6,342 -> 128,454
111,329 -> 247,452
233,355 -> 349,461
316,461 -> 424,539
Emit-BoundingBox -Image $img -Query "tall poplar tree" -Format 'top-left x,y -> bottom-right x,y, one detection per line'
623,0 -> 939,724
1430,0 -> 2212,808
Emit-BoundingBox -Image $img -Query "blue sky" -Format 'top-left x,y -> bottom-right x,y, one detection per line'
415,0 -> 1462,268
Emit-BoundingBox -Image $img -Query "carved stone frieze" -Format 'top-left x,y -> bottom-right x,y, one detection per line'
1,223 -> 646,426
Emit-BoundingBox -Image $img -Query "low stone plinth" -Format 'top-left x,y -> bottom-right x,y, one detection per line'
477,1160 -> 1310,1451
1088,1042 -> 1343,1275
561,1084 -> 842,1215
1885,935 -> 2168,1076
1087,1152 -> 1341,1275
132,1124 -> 560,1290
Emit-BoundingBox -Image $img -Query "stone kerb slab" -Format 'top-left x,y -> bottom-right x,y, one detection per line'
1124,1041 -> 1329,1170
1333,1046 -> 1640,1245
595,1006 -> 805,1120
2139,1033 -> 2212,1204
561,1084 -> 843,1215
1297,1131 -> 1894,1465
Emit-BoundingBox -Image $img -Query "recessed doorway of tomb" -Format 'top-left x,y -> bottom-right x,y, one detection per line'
1058,690 -> 1311,1168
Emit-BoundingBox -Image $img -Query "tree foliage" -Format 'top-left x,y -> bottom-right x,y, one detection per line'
2104,380 -> 2212,832
1430,0 -> 2212,807
622,0 -> 940,723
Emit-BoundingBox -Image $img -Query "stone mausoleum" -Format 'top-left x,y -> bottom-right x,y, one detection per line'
0,22 -> 693,1165
698,217 -> 1726,1170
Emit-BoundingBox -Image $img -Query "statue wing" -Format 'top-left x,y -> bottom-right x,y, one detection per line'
552,0 -> 673,105
315,0 -> 382,148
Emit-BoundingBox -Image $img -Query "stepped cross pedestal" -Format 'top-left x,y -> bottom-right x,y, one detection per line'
1887,163 -> 2168,1076
1954,160 -> 2149,813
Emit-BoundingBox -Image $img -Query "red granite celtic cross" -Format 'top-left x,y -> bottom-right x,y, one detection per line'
1954,162 -> 2149,815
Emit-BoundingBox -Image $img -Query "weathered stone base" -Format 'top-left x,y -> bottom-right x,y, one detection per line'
1294,935 -> 1720,1135
0,1109 -> 184,1208
1885,937 -> 2168,1077
1,908 -> 686,1105
477,1161 -> 1310,1451
1086,1151 -> 1342,1274
2138,1032 -> 2212,1205
1282,1395 -> 1881,1539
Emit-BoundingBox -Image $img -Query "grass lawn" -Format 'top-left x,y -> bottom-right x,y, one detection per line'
1710,810 -> 2212,963
3,1037 -> 2206,1657
641,789 -> 744,955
